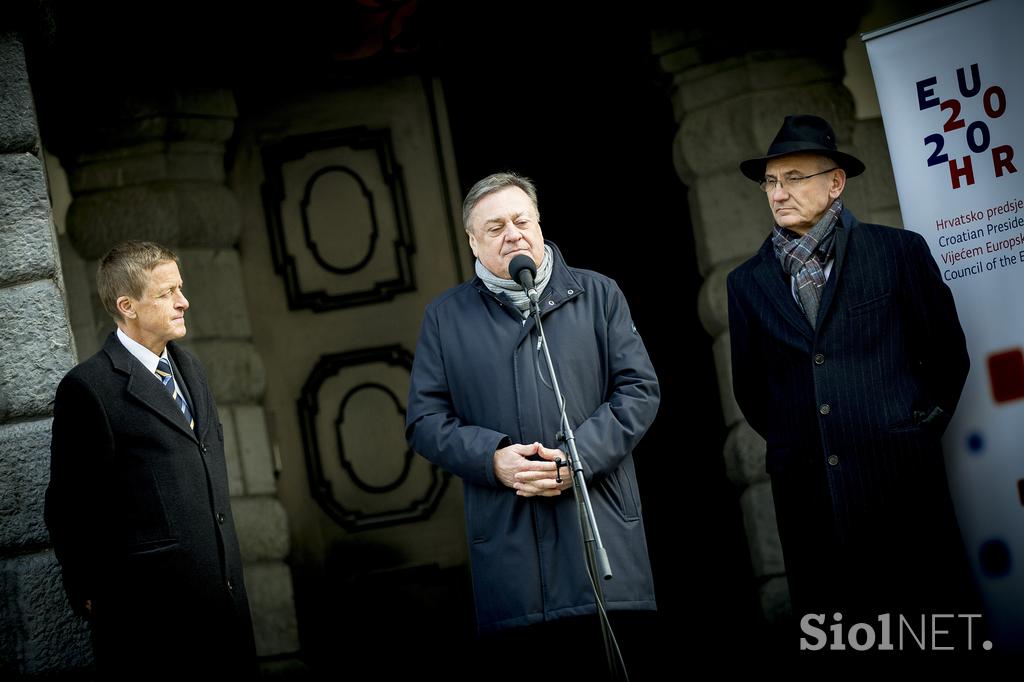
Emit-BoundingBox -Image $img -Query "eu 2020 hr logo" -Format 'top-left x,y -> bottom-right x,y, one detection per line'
918,63 -> 1016,189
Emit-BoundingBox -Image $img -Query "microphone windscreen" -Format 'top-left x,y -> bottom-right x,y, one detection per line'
509,254 -> 537,286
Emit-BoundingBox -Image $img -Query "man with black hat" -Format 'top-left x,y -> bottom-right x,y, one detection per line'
727,115 -> 977,624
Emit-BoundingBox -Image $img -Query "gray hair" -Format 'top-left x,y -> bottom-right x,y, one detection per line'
462,172 -> 539,232
97,240 -> 179,321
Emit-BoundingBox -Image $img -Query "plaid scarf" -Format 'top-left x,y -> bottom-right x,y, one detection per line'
771,198 -> 843,329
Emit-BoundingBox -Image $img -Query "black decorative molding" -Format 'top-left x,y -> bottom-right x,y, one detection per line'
301,166 -> 379,275
298,345 -> 448,531
261,126 -> 416,312
335,382 -> 412,494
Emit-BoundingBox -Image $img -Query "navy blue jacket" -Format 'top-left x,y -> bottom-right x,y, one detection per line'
406,244 -> 660,632
727,208 -> 974,614
45,333 -> 256,674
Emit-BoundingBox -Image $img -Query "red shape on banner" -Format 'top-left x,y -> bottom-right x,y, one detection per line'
950,156 -> 975,189
988,348 -> 1024,403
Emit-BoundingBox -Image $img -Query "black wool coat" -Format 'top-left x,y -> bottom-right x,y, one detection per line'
45,333 -> 256,675
727,208 -> 975,615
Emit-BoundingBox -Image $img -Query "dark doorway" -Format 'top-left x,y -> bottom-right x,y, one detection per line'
426,4 -> 764,666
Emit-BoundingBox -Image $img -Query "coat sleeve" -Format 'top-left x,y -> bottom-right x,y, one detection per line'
406,304 -> 508,488
727,271 -> 770,438
900,231 -> 970,433
571,283 -> 660,480
44,374 -> 113,617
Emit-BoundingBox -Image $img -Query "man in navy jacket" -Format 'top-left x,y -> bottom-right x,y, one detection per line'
406,173 -> 660,657
728,115 -> 976,621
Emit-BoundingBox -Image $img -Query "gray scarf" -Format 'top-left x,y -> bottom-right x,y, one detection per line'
476,245 -> 554,318
771,198 -> 842,329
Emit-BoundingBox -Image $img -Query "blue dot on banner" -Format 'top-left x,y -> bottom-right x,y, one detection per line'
966,432 -> 985,453
979,539 -> 1012,578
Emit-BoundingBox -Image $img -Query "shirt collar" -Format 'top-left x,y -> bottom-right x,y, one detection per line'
115,327 -> 169,376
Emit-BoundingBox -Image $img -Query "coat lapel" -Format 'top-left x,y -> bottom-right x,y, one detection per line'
104,333 -> 198,442
752,238 -> 815,341
168,341 -> 210,441
813,208 -> 853,331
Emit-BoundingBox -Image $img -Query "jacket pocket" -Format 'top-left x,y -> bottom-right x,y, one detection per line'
123,469 -> 176,546
848,292 -> 892,317
124,537 -> 180,556
603,468 -> 640,522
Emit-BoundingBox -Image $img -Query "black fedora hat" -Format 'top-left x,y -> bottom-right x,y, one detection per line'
740,114 -> 865,181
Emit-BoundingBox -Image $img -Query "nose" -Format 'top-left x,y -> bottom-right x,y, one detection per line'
176,291 -> 189,311
503,220 -> 525,241
770,182 -> 790,200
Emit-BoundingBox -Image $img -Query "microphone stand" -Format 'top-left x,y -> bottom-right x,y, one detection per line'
528,291 -> 625,681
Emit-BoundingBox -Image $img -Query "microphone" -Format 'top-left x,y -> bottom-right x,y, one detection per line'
509,254 -> 539,304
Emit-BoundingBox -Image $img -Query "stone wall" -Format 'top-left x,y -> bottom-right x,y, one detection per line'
0,31 -> 90,676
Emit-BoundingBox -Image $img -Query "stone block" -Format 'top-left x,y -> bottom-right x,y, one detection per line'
0,552 -> 93,675
233,496 -> 290,562
66,182 -> 240,260
697,260 -> 740,337
713,331 -> 743,428
740,480 -> 785,579
0,153 -> 57,286
182,340 -> 266,404
67,183 -> 179,259
0,419 -> 53,549
723,420 -> 767,487
233,405 -> 277,495
221,406 -> 245,496
0,34 -> 38,152
686,172 -> 767,276
0,280 -> 76,419
759,576 -> 792,625
176,248 -> 251,339
243,562 -> 299,657
70,144 -> 228,193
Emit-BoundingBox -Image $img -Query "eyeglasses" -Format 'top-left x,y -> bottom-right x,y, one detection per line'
759,167 -> 839,194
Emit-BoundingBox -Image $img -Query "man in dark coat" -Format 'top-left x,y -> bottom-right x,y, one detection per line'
406,173 -> 660,663
728,115 -> 976,622
45,241 -> 256,676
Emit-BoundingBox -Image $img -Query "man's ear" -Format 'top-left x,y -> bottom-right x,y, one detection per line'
466,229 -> 479,258
829,169 -> 847,199
116,295 -> 135,320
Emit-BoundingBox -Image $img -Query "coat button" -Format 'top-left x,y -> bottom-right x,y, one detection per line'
567,289 -> 574,295
827,455 -> 839,466
819,404 -> 831,415
217,513 -> 225,524
227,578 -> 235,591
200,442 -> 208,454
814,353 -> 825,365
547,300 -> 555,306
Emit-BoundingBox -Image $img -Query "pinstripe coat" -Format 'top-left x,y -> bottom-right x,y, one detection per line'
45,333 -> 256,674
727,208 -> 974,615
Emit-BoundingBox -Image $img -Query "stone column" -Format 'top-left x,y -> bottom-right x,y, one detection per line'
0,32 -> 89,675
654,29 -> 902,623
59,89 -> 300,658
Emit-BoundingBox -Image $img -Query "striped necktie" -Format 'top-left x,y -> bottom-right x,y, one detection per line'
155,357 -> 195,430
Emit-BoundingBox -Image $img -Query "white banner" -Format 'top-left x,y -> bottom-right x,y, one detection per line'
866,0 -> 1024,650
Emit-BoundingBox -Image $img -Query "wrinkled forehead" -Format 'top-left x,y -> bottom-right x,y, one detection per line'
765,152 -> 832,176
